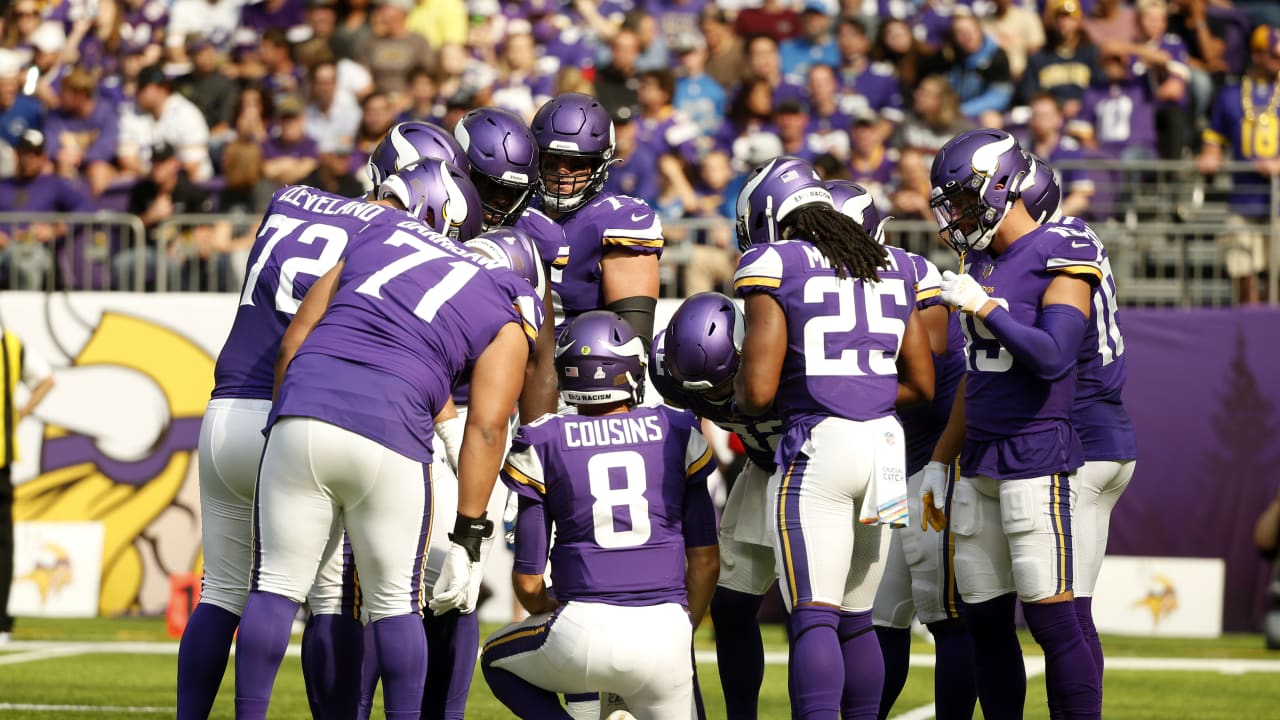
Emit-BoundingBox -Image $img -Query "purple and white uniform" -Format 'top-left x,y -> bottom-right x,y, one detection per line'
481,406 -> 716,716
543,192 -> 663,335
734,240 -> 917,611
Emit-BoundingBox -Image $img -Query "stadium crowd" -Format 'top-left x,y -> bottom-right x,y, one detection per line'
0,0 -> 1279,295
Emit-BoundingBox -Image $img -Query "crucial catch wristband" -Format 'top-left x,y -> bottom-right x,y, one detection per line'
449,513 -> 494,562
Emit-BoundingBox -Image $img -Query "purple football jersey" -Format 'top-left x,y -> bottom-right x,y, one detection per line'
544,192 -> 664,335
898,252 -> 966,475
1079,79 -> 1157,157
1057,217 -> 1136,462
649,344 -> 782,472
514,206 -> 569,271
734,242 -> 917,427
1204,77 -> 1280,217
959,224 -> 1101,480
212,186 -> 391,401
270,218 -> 543,462
838,62 -> 905,123
502,405 -> 718,607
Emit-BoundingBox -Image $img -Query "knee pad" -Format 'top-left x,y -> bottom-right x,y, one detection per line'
999,482 -> 1039,536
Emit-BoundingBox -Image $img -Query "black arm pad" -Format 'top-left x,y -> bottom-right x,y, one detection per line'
606,295 -> 658,353
449,512 -> 494,563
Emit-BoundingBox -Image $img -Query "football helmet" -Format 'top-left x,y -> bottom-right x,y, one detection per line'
367,121 -> 470,189
555,310 -> 647,406
664,292 -> 744,394
455,107 -> 540,229
465,227 -> 546,295
531,92 -> 616,213
928,128 -> 1029,254
377,159 -> 483,242
735,156 -> 833,252
825,179 -> 891,244
1020,152 -> 1063,225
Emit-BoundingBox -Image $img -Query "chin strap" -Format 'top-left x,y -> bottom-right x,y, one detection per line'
606,296 -> 657,353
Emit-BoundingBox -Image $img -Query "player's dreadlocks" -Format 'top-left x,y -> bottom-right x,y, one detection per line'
780,204 -> 889,282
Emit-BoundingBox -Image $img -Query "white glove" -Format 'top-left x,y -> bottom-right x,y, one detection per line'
919,461 -> 949,532
428,513 -> 493,615
940,270 -> 992,315
503,491 -> 519,546
435,416 -> 464,477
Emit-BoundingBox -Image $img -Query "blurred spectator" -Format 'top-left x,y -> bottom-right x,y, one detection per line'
602,106 -> 660,206
871,18 -> 934,112
888,147 -> 933,222
835,17 -> 903,137
982,0 -> 1045,81
0,49 -> 40,150
397,65 -> 442,123
896,75 -> 972,160
929,10 -> 1013,121
360,0 -> 433,107
780,2 -> 840,80
175,38 -> 238,141
119,0 -> 169,67
680,148 -> 739,296
745,34 -> 807,107
117,142 -> 216,291
294,36 -> 373,106
811,151 -> 848,180
240,0 -> 308,37
1,0 -> 45,51
437,41 -> 496,108
297,0 -> 341,56
231,85 -> 274,146
24,22 -> 68,108
215,137 -> 273,287
119,65 -> 212,181
407,0 -> 467,50
554,66 -> 595,97
1074,51 -> 1158,161
0,130 -> 93,290
259,29 -> 304,103
805,64 -> 852,160
672,32 -> 727,155
911,0 -> 956,51
262,95 -> 318,185
848,111 -> 895,211
628,12 -> 672,73
735,0 -> 803,43
700,6 -> 746,91
68,0 -> 127,82
301,138 -> 365,197
595,27 -> 642,115
491,25 -> 555,122
352,90 -> 396,183
1025,92 -> 1095,218
655,0 -> 705,53
1115,0 -> 1190,159
776,98 -> 816,161
716,76 -> 782,170
166,0 -> 242,65
44,67 -> 120,196
1021,0 -> 1102,117
1196,26 -> 1280,304
1083,0 -> 1136,46
1167,0 -> 1227,125
332,0 -> 375,60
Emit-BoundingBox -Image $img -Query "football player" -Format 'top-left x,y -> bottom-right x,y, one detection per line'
531,92 -> 664,349
649,292 -> 782,720
924,129 -> 1102,718
481,311 -> 720,719
1022,154 -> 1136,700
823,180 -> 978,720
733,157 -> 935,718
175,162 -> 461,719
233,161 -> 539,718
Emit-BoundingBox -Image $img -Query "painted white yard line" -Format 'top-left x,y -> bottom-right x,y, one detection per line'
0,645 -> 92,666
0,703 -> 172,714
1,640 -> 303,657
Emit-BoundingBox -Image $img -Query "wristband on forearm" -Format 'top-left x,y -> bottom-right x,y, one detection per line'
449,512 -> 494,562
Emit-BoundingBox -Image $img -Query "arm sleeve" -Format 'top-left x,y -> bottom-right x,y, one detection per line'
682,422 -> 719,547
511,496 -> 551,576
606,296 -> 657,352
981,303 -> 1088,381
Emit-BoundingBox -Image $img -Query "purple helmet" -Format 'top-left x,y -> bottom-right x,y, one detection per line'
647,329 -> 683,402
825,179 -> 891,244
1020,152 -> 1063,225
664,292 -> 744,393
928,128 -> 1029,254
455,107 -> 540,229
531,92 -> 616,213
555,310 -> 647,406
735,155 -> 833,251
465,227 -> 546,297
367,121 -> 470,189
377,159 -> 483,242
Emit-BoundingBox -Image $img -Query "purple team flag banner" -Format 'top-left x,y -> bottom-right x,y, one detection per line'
1112,307 -> 1280,632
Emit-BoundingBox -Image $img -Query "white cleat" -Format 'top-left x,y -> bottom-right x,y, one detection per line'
605,713 -> 637,720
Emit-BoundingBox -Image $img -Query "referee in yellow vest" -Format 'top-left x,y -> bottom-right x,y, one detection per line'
0,328 -> 54,644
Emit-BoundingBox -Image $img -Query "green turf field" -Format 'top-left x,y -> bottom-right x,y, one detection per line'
0,617 -> 1278,718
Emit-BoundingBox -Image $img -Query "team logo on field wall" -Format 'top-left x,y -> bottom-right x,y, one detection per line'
1134,575 -> 1179,626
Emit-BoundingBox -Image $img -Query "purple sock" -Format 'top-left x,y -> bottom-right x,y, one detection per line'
788,604 -> 843,719
928,619 -> 978,720
423,609 -> 480,719
177,602 -> 240,720
234,592 -> 300,720
961,594 -> 1026,720
301,613 -> 365,720
372,615 -> 428,717
874,626 -> 910,719
1074,597 -> 1103,686
483,661 -> 573,718
710,587 -> 765,719
358,622 -> 379,720
1024,601 -> 1100,720
837,611 -> 883,720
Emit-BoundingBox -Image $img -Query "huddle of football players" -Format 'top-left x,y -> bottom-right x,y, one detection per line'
180,86 -> 1132,720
